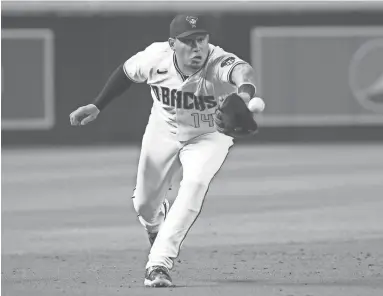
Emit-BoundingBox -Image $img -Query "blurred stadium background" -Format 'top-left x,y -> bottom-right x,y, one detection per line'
2,1 -> 383,295
2,0 -> 383,145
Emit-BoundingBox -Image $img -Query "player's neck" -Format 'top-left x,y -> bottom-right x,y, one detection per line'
179,66 -> 197,77
174,57 -> 198,77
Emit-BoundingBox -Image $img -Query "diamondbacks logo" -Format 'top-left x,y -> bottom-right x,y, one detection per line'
151,85 -> 217,111
186,16 -> 198,28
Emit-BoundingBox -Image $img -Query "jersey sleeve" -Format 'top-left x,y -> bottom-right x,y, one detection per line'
123,42 -> 165,83
213,52 -> 248,85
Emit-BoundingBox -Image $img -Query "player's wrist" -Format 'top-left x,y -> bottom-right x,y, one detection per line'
237,83 -> 256,104
237,83 -> 256,101
89,103 -> 101,113
90,101 -> 102,112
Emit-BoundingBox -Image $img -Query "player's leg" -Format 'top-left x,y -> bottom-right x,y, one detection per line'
145,132 -> 234,270
132,121 -> 181,236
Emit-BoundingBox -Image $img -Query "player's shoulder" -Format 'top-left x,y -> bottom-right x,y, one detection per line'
144,41 -> 172,55
206,44 -> 242,67
208,44 -> 227,58
132,41 -> 172,67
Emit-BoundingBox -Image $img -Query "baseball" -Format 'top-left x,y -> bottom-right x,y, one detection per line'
248,97 -> 265,113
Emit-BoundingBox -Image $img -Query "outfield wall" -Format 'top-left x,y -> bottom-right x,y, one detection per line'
2,4 -> 383,146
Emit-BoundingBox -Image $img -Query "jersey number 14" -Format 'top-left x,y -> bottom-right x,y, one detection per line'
191,113 -> 215,128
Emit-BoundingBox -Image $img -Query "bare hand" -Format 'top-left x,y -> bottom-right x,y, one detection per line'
69,104 -> 100,126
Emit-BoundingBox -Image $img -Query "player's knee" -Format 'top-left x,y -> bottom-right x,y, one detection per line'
132,185 -> 157,214
132,198 -> 152,220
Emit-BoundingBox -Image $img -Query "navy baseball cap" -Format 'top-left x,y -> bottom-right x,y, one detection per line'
170,15 -> 209,38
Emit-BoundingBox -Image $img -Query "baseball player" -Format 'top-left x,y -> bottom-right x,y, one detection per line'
70,14 -> 263,287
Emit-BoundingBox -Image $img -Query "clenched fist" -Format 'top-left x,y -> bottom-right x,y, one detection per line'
69,104 -> 100,126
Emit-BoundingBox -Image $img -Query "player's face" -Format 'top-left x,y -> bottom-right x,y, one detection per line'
173,34 -> 210,70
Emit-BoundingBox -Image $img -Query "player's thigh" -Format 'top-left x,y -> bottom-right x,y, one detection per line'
134,125 -> 181,202
179,132 -> 233,185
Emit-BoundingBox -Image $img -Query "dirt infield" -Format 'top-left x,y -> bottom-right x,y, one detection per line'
2,144 -> 383,295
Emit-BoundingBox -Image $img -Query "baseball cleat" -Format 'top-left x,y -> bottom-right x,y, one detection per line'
144,265 -> 173,287
147,199 -> 170,246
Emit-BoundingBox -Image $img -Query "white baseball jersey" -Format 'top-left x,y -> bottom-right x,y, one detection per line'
123,42 -> 248,141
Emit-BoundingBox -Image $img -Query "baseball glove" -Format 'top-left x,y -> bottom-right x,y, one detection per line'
215,93 -> 258,138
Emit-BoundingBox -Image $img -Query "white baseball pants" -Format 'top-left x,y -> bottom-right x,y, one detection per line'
132,115 -> 233,270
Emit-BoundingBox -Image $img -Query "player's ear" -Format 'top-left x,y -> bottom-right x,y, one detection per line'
168,38 -> 176,51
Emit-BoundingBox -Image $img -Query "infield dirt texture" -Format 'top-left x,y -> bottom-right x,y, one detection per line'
2,144 -> 383,296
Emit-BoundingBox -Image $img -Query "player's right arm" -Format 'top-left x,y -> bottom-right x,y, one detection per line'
69,42 -> 163,126
69,64 -> 132,126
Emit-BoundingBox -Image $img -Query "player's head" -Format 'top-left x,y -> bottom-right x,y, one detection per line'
168,15 -> 210,70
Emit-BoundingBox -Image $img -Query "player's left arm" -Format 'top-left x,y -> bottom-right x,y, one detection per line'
229,63 -> 257,104
215,54 -> 257,104
214,55 -> 263,137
